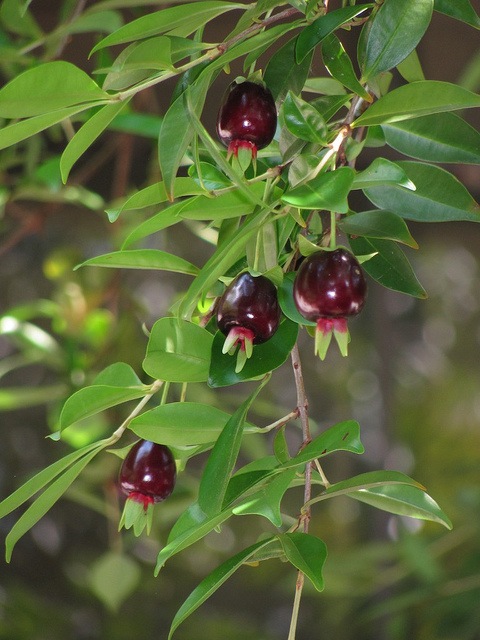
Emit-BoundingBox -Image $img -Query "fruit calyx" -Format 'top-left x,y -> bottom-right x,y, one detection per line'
217,272 -> 281,372
293,248 -> 366,359
216,78 -> 277,168
118,440 -> 176,536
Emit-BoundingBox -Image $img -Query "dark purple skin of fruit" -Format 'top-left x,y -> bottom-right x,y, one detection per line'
217,273 -> 281,344
119,440 -> 176,504
216,80 -> 277,151
293,249 -> 367,321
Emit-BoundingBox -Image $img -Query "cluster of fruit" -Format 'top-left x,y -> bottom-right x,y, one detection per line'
119,78 -> 367,533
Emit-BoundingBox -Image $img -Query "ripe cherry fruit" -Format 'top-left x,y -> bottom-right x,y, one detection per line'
118,440 -> 176,536
217,272 -> 281,372
216,79 -> 277,162
293,248 -> 367,359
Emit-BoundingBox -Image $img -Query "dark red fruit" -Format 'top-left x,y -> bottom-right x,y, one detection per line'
119,440 -> 176,509
217,272 -> 281,372
293,248 -> 366,358
216,80 -> 277,159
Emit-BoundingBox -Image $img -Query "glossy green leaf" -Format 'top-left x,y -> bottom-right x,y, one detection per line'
121,202 -> 188,248
158,71 -> 212,201
273,426 -> 290,464
60,101 -> 130,182
264,35 -> 313,101
0,104 -> 102,152
362,0 -> 433,81
93,362 -> 143,387
281,167 -> 355,213
167,537 -> 276,640
434,0 -> 480,28
352,158 -> 416,190
59,383 -> 147,431
91,2 -> 246,53
382,112 -> 480,164
129,402 -> 262,446
396,49 -> 425,83
116,36 -> 174,71
180,183 -> 278,221
324,470 -> 425,495
0,441 -> 104,521
65,9 -> 123,36
295,5 -> 373,63
354,81 -> 480,127
76,249 -> 198,275
188,162 -> 231,191
310,94 -> 351,122
349,236 -> 427,298
364,161 -> 480,223
279,532 -> 327,591
198,380 -> 267,517
340,210 -> 418,248
107,177 -> 202,218
143,318 -> 213,382
279,421 -> 364,473
321,34 -> 371,101
208,318 -> 299,387
283,91 -> 328,144
5,445 -> 104,561
232,468 -> 297,526
178,207 -> 271,320
0,62 -> 108,118
277,272 -> 317,327
348,482 -> 452,529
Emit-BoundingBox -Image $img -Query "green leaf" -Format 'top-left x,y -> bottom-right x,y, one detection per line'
188,162 -> 231,191
295,5 -> 373,63
362,0 -> 433,81
208,318 -> 299,388
279,532 -> 327,591
264,35 -> 313,101
180,183 -> 279,221
76,249 -> 198,276
364,161 -> 480,223
91,2 -> 246,53
0,104 -> 103,152
282,91 -> 328,144
353,81 -> 480,127
167,537 -> 276,640
434,0 -> 480,29
352,158 -> 416,190
0,441 -> 104,521
129,402 -> 262,446
339,210 -> 418,248
349,236 -> 427,298
59,384 -> 148,431
158,71 -> 212,201
281,167 -> 355,213
381,112 -> 480,164
277,272 -> 317,327
198,380 -> 268,517
5,444 -> 104,561
348,481 -> 452,529
107,176 -> 202,219
89,552 -> 141,612
0,62 -> 108,118
232,468 -> 297,526
60,101 -> 130,182
178,207 -> 271,320
279,420 -> 364,470
321,33 -> 371,101
121,201 -> 187,247
93,362 -> 143,387
143,318 -> 214,383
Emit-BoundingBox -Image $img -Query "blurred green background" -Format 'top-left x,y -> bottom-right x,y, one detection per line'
1,2 -> 479,639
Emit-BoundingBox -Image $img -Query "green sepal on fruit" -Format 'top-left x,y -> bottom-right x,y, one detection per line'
119,493 -> 155,537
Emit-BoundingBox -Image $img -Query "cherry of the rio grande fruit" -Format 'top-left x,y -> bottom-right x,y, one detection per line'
293,248 -> 367,359
216,80 -> 277,160
118,440 -> 176,535
217,272 -> 281,372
